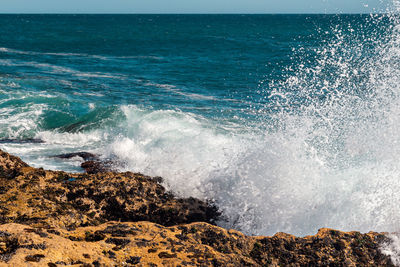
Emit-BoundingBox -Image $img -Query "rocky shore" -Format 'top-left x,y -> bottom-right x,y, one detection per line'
0,149 -> 396,266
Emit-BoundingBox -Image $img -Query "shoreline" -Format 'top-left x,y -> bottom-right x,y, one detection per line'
0,149 -> 395,266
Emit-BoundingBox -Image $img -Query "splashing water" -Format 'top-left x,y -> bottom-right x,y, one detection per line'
208,11 -> 400,235
107,10 -> 400,235
159,10 -> 400,235
382,233 -> 400,265
3,11 -> 400,237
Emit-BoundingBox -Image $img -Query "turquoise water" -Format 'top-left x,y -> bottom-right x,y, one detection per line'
2,14 -> 400,236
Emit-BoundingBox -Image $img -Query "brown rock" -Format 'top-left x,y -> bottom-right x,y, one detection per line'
0,149 -> 220,229
0,222 -> 395,266
80,160 -> 113,174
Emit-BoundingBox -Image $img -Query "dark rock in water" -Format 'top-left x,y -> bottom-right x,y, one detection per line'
81,160 -> 114,174
0,138 -> 44,144
52,151 -> 115,174
52,152 -> 97,161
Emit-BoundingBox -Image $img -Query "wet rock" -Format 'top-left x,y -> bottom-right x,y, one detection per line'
52,151 -> 117,174
52,152 -> 97,161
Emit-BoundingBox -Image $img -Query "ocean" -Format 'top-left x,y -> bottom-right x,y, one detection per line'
1,14 -> 400,236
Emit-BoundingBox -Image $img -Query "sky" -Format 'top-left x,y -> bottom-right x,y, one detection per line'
0,0 -> 390,14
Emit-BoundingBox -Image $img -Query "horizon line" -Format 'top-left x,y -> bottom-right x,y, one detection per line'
0,12 -> 390,15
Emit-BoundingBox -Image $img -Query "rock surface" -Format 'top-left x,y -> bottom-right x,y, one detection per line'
0,149 -> 219,230
0,149 -> 395,266
52,152 -> 98,161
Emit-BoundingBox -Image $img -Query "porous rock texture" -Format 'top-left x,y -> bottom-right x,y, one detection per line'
0,149 -> 395,266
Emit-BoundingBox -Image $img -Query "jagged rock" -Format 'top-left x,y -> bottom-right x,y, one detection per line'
0,222 -> 394,266
81,160 -> 114,174
0,149 -> 396,266
0,149 -> 28,180
0,149 -> 220,229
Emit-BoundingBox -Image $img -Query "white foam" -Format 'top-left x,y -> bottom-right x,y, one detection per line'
106,106 -> 243,198
37,130 -> 105,147
0,47 -> 29,55
74,72 -> 126,79
101,105 -> 400,236
0,104 -> 46,139
381,233 -> 400,266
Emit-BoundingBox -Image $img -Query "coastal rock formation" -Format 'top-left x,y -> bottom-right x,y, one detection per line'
0,149 -> 396,266
0,149 -> 219,230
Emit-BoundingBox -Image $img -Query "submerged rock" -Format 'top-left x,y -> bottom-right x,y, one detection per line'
52,152 -> 98,161
0,149 -> 396,266
52,151 -> 118,174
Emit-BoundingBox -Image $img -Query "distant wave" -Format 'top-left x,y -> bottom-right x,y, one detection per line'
73,92 -> 105,97
0,46 -> 163,61
0,47 -> 102,58
143,81 -> 217,101
0,58 -> 125,80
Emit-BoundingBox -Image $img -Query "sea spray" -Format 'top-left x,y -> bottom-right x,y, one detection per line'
218,10 -> 400,235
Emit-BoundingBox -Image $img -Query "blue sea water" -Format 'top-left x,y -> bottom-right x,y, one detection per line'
2,14 -> 400,236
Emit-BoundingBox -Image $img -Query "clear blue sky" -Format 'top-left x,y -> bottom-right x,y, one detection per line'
0,0 -> 390,14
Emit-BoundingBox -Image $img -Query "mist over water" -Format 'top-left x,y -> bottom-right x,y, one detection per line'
2,11 -> 400,237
